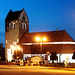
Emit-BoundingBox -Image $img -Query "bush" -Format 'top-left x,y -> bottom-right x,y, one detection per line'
50,52 -> 58,63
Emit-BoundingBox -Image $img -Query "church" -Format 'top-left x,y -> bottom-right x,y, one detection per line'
5,8 -> 75,63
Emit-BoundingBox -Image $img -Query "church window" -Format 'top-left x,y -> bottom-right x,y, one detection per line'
25,23 -> 26,30
13,23 -> 15,29
17,39 -> 19,43
9,23 -> 12,29
23,13 -> 25,21
22,23 -> 24,29
6,40 -> 7,44
23,16 -> 25,21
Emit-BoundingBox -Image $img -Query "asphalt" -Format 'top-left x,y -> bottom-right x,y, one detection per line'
0,65 -> 75,71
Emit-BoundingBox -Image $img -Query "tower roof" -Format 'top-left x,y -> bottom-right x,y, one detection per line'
20,30 -> 75,54
5,9 -> 22,22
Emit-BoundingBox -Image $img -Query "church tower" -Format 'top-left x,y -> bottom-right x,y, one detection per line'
5,8 -> 29,61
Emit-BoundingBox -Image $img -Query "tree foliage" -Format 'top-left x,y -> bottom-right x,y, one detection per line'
13,50 -> 23,60
50,52 -> 58,63
72,51 -> 75,59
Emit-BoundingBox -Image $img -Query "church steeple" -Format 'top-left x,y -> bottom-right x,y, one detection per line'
5,8 -> 29,61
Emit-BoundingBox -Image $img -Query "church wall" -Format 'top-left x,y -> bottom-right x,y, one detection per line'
19,11 -> 28,22
19,10 -> 29,42
5,20 -> 19,60
5,9 -> 29,61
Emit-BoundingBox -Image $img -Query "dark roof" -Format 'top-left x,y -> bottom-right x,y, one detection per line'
5,10 -> 22,22
20,30 -> 74,43
20,30 -> 75,54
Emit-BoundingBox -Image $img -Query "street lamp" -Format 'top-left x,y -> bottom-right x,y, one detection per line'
35,37 -> 47,56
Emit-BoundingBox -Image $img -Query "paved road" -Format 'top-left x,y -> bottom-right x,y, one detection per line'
0,65 -> 75,75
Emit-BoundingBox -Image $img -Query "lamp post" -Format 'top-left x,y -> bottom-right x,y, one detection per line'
35,37 -> 47,57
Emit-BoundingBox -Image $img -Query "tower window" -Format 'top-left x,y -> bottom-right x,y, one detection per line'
25,23 -> 26,30
9,23 -> 12,29
23,13 -> 25,21
22,23 -> 24,29
23,17 -> 25,21
17,39 -> 19,43
6,40 -> 7,44
13,23 -> 15,29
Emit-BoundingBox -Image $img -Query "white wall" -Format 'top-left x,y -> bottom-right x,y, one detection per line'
23,54 -> 31,60
61,54 -> 75,63
23,54 -> 75,63
7,49 -> 12,62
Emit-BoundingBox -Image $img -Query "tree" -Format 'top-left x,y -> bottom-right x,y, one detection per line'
13,50 -> 23,60
50,52 -> 58,63
72,51 -> 75,59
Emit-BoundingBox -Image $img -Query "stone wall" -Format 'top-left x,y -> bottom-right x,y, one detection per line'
5,9 -> 29,61
5,20 -> 19,60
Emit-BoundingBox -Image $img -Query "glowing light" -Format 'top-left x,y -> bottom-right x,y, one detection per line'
42,37 -> 47,41
36,37 -> 47,42
12,46 -> 16,50
36,37 -> 40,41
17,46 -> 20,50
47,51 -> 50,55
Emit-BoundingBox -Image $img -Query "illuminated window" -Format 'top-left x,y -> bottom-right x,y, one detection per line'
6,40 -> 7,44
13,42 -> 17,45
22,23 -> 24,29
9,23 -> 12,29
25,23 -> 26,30
17,39 -> 19,43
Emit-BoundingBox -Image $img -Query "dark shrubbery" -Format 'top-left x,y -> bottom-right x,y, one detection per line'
72,51 -> 75,59
50,52 -> 58,63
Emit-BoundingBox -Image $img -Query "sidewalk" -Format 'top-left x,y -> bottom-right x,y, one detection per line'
0,65 -> 75,71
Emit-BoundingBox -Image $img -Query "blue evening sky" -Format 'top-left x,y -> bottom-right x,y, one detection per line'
0,0 -> 75,47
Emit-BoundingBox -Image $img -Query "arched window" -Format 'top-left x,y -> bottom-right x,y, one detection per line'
13,23 -> 15,29
23,13 -> 25,21
9,23 -> 12,29
22,23 -> 24,29
25,23 -> 26,30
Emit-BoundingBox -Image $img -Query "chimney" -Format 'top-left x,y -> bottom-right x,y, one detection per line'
23,8 -> 24,10
10,10 -> 12,12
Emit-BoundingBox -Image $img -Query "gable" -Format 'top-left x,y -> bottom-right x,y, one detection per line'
63,31 -> 74,42
5,10 -> 22,22
5,8 -> 29,22
19,9 -> 29,22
